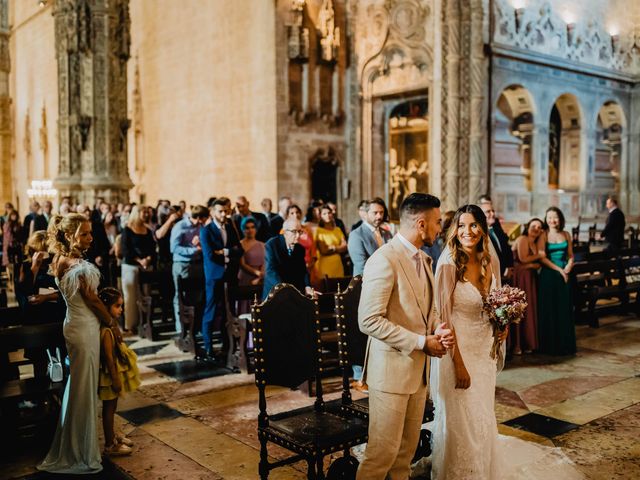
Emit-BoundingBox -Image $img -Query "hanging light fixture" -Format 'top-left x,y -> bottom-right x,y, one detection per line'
27,180 -> 57,200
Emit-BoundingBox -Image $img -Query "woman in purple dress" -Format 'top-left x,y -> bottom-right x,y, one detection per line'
510,218 -> 545,354
237,217 -> 265,314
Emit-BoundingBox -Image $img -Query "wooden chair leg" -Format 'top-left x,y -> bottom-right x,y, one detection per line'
258,437 -> 269,480
306,458 -> 316,480
316,453 -> 325,480
588,299 -> 599,328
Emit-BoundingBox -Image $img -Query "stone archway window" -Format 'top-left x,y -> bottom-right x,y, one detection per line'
549,94 -> 582,191
388,99 -> 428,221
595,101 -> 626,195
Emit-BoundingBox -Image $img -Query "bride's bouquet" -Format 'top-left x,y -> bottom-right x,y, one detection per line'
483,285 -> 528,359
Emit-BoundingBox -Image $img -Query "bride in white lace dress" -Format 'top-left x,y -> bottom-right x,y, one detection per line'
38,214 -> 119,474
430,205 -> 583,480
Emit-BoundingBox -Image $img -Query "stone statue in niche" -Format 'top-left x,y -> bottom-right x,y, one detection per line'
287,0 -> 309,60
78,115 -> 92,150
318,0 -> 339,63
77,0 -> 91,53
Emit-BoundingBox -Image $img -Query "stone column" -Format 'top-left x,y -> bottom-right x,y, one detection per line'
53,0 -> 132,205
531,122 -> 549,215
0,0 -> 11,205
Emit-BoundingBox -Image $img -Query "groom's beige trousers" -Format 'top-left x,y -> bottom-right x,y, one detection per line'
356,381 -> 427,480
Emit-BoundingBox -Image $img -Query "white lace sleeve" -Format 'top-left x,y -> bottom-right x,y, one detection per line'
59,261 -> 101,298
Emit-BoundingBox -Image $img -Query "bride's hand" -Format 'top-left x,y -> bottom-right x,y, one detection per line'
435,322 -> 455,349
454,363 -> 471,389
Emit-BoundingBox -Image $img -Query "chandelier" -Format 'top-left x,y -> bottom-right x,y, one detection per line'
27,180 -> 58,200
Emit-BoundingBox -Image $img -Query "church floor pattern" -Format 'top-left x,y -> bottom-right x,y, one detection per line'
3,314 -> 640,479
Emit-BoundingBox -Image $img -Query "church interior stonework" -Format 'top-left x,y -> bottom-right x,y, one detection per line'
2,1 -> 640,479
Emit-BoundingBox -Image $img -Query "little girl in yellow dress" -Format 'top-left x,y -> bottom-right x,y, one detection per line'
98,288 -> 141,456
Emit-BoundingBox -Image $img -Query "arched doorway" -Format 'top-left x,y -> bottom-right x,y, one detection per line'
494,85 -> 535,192
387,99 -> 428,221
549,94 -> 582,191
595,101 -> 625,195
310,148 -> 339,203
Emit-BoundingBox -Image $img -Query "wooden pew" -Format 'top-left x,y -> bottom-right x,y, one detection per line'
137,270 -> 175,341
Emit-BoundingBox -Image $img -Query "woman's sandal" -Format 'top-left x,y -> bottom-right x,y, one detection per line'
116,434 -> 134,447
104,441 -> 132,456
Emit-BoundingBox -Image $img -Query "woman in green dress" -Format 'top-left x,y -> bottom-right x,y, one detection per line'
537,206 -> 577,355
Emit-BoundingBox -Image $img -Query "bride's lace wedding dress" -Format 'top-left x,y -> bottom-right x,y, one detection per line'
430,275 -> 584,479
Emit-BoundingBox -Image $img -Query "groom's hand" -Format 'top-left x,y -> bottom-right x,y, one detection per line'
423,335 -> 446,357
435,322 -> 455,349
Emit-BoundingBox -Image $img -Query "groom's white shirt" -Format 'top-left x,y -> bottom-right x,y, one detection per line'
358,234 -> 438,395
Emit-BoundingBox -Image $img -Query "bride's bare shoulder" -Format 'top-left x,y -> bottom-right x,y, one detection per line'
51,255 -> 79,279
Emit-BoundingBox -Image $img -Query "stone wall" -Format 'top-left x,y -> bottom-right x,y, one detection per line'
8,1 -> 58,213
127,1 -> 277,208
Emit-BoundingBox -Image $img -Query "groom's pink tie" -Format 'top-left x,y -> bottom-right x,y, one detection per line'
413,252 -> 422,278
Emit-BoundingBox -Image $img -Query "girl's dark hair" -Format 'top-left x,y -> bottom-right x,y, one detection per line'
99,287 -> 122,308
543,206 -> 565,231
523,217 -> 544,236
286,204 -> 302,217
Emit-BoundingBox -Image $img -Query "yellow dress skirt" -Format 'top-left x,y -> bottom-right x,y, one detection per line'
98,327 -> 141,401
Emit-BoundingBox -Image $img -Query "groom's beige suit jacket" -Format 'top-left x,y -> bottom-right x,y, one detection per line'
358,235 -> 438,394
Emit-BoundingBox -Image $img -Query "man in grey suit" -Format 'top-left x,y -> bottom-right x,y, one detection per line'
348,198 -> 392,276
356,193 -> 453,480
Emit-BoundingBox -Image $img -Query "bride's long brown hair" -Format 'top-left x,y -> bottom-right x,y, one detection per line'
446,204 -> 492,287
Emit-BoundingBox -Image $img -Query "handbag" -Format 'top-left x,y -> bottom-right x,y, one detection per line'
46,347 -> 64,383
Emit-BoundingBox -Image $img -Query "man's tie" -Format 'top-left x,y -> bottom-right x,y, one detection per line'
373,228 -> 383,248
413,252 -> 422,279
287,246 -> 293,256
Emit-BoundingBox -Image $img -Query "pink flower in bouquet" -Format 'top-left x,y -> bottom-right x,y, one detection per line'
483,285 -> 528,359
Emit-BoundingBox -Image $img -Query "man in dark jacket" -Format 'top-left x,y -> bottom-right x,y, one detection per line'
262,218 -> 313,300
600,195 -> 626,253
479,195 -> 513,280
200,199 -> 243,357
233,196 -> 271,243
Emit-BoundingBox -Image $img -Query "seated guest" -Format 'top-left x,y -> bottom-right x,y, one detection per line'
479,195 -> 513,280
16,230 -> 65,324
422,210 -> 455,271
351,200 -> 369,232
269,196 -> 292,238
315,205 -> 347,279
200,199 -> 243,358
600,195 -> 625,253
237,217 -> 266,314
286,204 -> 318,286
263,218 -> 313,300
169,205 -> 208,333
348,198 -> 391,276
121,205 -> 157,333
537,207 -> 576,355
510,218 -> 545,355
233,196 -> 271,243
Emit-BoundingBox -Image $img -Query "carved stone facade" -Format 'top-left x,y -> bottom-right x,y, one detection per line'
53,0 -> 132,205
0,0 -> 10,205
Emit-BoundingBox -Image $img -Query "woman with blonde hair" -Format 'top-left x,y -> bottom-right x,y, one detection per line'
120,204 -> 156,333
38,213 -> 117,474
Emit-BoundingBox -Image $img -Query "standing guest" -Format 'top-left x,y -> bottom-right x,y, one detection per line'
155,205 -> 183,271
169,205 -> 208,333
262,217 -> 314,299
179,200 -> 188,216
537,206 -> 576,355
200,199 -> 243,358
599,195 -> 626,254
315,205 -> 347,279
260,198 -> 278,223
30,200 -> 53,235
356,193 -> 451,480
97,288 -> 140,457
351,200 -> 369,232
348,198 -> 391,276
510,218 -> 545,355
237,217 -> 266,314
38,214 -> 117,474
286,204 -> 319,291
23,202 -> 41,238
269,196 -> 292,237
479,195 -> 513,280
103,210 -> 120,287
2,209 -> 23,289
327,201 -> 348,239
79,205 -> 111,285
422,210 -> 455,272
120,205 -> 157,333
233,196 -> 271,243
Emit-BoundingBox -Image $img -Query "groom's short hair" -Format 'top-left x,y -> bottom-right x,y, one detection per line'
400,193 -> 440,223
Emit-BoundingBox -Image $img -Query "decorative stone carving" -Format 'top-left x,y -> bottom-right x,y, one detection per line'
493,0 -> 640,76
39,106 -> 48,155
54,0 -> 133,204
318,0 -> 340,63
23,111 -> 31,158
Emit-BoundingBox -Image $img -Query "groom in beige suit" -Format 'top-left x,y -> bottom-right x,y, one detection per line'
357,193 -> 453,480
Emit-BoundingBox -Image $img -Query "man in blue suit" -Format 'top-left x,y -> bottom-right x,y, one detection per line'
200,198 -> 243,358
262,218 -> 313,300
348,198 -> 392,276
